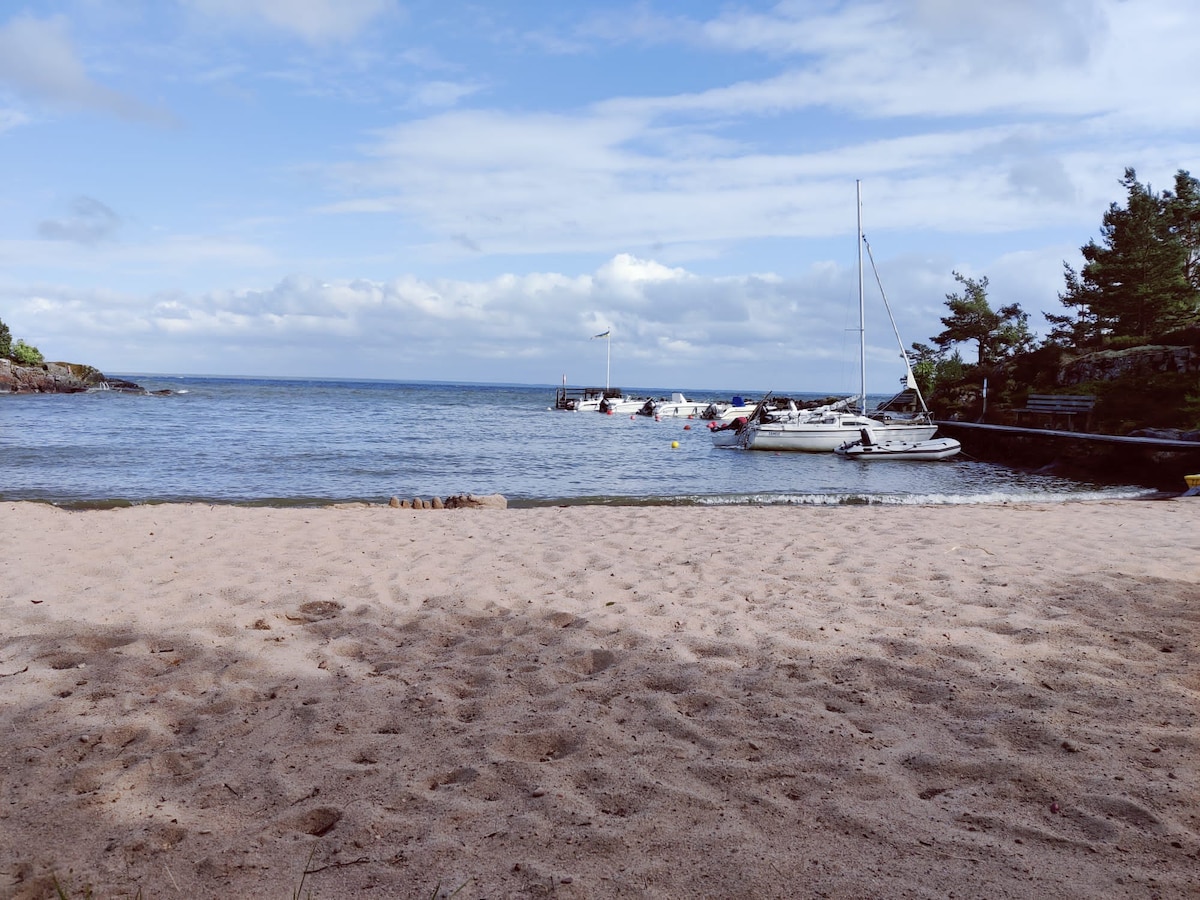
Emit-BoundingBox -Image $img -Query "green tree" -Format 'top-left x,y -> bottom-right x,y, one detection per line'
908,341 -> 964,396
1163,169 -> 1200,292
11,339 -> 44,366
1055,168 -> 1199,343
0,317 -> 11,358
932,272 -> 1032,368
1043,262 -> 1105,348
908,341 -> 940,394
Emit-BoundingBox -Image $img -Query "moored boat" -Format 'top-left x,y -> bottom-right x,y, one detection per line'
599,393 -> 652,415
646,392 -> 710,418
708,414 -> 754,448
554,385 -> 626,411
712,181 -> 938,452
835,426 -> 962,461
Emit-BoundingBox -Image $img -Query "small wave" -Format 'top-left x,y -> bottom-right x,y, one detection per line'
514,487 -> 1155,508
690,488 -> 1154,507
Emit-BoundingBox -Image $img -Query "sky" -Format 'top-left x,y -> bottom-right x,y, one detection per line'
0,0 -> 1197,394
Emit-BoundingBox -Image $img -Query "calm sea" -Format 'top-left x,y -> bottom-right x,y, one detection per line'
0,375 -> 1150,507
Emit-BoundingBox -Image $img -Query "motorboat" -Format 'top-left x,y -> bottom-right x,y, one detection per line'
699,395 -> 787,422
554,385 -> 625,411
599,394 -> 653,415
835,426 -> 962,461
648,392 -> 710,418
634,392 -> 734,418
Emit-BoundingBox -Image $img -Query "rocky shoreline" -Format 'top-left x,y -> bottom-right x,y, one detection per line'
0,360 -> 158,394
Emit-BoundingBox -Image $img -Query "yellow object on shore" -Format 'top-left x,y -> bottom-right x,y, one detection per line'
1186,474 -> 1200,488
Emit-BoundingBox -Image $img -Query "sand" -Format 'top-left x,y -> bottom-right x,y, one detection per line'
0,499 -> 1196,899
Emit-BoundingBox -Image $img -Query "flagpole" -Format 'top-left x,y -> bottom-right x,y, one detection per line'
591,329 -> 612,390
606,332 -> 611,390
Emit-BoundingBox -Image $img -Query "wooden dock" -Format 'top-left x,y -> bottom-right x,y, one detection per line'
934,421 -> 1200,491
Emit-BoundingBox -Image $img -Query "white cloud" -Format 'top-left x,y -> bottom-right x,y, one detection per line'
704,0 -> 1101,69
636,0 -> 1194,125
183,0 -> 395,43
2,253 -> 997,391
317,108 -> 1120,263
298,0 -> 1195,268
0,14 -> 169,123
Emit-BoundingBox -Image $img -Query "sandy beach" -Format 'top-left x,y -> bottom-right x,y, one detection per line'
1,499 -> 1196,899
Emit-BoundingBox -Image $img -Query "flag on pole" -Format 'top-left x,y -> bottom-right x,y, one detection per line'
592,330 -> 610,339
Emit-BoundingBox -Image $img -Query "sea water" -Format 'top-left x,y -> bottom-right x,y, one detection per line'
0,376 -> 1151,507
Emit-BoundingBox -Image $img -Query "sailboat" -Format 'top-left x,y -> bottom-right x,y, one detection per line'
712,181 -> 938,452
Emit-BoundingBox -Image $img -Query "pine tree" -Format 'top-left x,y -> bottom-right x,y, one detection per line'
932,272 -> 1031,368
1054,168 -> 1199,344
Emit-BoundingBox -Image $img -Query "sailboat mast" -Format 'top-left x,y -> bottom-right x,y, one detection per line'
606,333 -> 611,390
856,180 -> 866,417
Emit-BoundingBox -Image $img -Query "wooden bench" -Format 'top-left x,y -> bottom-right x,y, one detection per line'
1015,394 -> 1096,431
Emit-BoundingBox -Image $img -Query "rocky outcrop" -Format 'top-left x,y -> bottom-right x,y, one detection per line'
0,360 -> 150,394
1059,345 -> 1198,384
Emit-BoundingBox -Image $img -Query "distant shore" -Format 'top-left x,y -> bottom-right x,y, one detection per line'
2,500 -> 1196,898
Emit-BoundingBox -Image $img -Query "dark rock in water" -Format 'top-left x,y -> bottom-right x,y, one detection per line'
0,359 -> 158,395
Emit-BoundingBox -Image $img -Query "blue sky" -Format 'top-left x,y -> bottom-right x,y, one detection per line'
0,0 -> 1196,394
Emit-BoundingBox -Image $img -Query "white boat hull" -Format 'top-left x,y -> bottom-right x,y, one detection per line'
655,402 -> 709,417
709,427 -> 746,448
731,416 -> 937,452
601,397 -> 650,415
835,435 -> 962,461
644,392 -> 705,418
